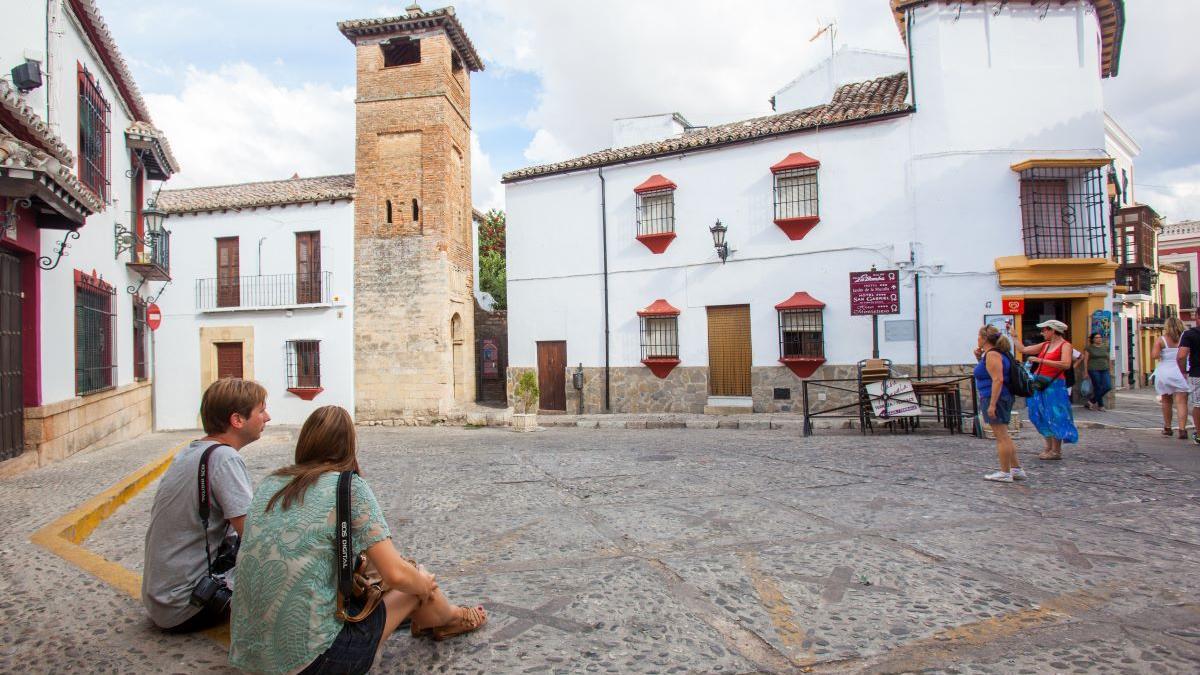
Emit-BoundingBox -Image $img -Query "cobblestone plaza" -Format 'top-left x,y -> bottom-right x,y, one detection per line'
2,424 -> 1198,673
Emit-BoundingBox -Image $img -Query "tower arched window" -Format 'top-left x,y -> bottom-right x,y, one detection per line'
385,199 -> 393,224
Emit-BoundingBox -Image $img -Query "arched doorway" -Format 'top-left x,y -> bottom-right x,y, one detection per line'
451,313 -> 465,402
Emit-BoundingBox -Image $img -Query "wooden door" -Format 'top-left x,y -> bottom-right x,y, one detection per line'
536,341 -> 566,411
215,342 -> 244,380
296,231 -> 321,304
0,251 -> 22,461
707,305 -> 752,396
216,237 -> 240,307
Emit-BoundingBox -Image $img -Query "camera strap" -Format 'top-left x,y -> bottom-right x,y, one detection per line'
196,443 -> 226,576
335,470 -> 356,599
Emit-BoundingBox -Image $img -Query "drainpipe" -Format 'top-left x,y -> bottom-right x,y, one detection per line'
906,8 -> 918,109
914,272 -> 922,378
599,167 -> 611,412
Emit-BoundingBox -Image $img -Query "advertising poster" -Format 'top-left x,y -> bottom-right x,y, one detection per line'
1091,310 -> 1112,341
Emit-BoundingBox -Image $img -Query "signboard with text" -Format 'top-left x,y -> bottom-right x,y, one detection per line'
849,270 -> 900,315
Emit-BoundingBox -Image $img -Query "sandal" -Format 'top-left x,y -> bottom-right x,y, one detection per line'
1163,427 -> 1174,436
1038,451 -> 1062,461
414,605 -> 487,642
1180,429 -> 1188,440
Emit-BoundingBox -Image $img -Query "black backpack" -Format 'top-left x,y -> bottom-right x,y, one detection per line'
1006,350 -> 1035,398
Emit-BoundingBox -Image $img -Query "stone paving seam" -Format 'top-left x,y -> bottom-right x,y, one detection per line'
27,439 -> 233,647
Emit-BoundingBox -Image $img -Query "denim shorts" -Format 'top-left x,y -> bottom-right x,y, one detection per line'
299,596 -> 387,675
979,394 -> 1013,425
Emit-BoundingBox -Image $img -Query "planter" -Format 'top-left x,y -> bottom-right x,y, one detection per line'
511,413 -> 539,432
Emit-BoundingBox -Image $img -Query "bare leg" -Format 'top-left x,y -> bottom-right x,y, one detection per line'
1175,393 -> 1188,433
374,587 -> 480,664
993,425 -> 1016,472
1162,395 -> 1174,429
1051,437 -> 1063,457
1192,402 -> 1200,437
409,586 -> 467,631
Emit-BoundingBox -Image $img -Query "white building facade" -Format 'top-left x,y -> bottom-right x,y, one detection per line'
152,177 -> 355,428
503,0 -> 1126,414
1,0 -> 178,475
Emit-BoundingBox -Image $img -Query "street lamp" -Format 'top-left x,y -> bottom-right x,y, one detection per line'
710,219 -> 729,263
142,200 -> 166,233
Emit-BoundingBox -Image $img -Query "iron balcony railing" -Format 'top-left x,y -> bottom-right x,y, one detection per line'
1018,166 -> 1107,259
1117,267 -> 1156,296
1142,303 -> 1178,325
127,227 -> 170,281
195,271 -> 332,310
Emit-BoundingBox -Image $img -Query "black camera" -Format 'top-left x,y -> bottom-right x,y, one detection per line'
210,534 -> 240,575
189,573 -> 232,614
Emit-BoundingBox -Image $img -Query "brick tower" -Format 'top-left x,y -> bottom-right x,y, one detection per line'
339,5 -> 484,420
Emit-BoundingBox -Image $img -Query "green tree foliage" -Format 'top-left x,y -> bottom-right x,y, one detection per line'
478,209 -> 507,309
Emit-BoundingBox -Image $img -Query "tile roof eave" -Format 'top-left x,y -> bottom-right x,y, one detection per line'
156,174 -> 356,215
502,106 -> 914,185
337,9 -> 485,72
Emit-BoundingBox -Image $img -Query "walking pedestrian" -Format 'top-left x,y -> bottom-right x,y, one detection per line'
1175,320 -> 1200,445
974,326 -> 1024,482
1081,332 -> 1115,412
1021,319 -> 1078,460
1152,318 -> 1189,438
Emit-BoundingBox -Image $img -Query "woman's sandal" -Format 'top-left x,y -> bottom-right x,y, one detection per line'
1038,451 -> 1062,460
1163,427 -> 1174,436
413,605 -> 487,642
1180,429 -> 1188,440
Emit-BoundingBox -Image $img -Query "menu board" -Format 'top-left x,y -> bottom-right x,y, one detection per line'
849,270 -> 900,316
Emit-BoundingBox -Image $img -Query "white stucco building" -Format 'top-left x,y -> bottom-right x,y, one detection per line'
1,0 -> 178,475
502,0 -> 1127,415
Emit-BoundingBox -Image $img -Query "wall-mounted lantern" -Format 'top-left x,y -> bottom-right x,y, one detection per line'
710,220 -> 729,263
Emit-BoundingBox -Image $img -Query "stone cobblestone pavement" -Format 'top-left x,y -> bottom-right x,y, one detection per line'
2,424 -> 1199,673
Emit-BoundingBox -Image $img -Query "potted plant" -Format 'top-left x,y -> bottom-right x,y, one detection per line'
512,370 -> 539,432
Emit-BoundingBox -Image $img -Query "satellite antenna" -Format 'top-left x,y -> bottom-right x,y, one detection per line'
809,19 -> 837,59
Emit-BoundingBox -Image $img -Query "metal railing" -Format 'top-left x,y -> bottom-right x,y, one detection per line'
128,227 -> 170,279
800,371 -> 979,437
1142,303 -> 1178,324
195,271 -> 332,310
1018,167 -> 1106,259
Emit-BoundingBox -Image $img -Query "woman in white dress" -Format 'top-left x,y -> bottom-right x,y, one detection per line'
1153,317 -> 1190,438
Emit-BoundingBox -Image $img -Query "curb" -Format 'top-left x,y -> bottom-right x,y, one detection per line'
28,440 -> 230,644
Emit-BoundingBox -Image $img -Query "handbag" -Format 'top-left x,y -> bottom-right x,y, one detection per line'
1079,376 -> 1093,398
334,471 -> 388,623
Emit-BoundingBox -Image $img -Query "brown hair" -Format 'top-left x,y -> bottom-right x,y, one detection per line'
200,378 -> 267,435
979,325 -> 1012,354
1166,317 -> 1186,342
266,406 -> 360,512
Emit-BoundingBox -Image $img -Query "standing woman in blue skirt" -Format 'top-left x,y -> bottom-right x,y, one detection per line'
1022,319 -> 1079,460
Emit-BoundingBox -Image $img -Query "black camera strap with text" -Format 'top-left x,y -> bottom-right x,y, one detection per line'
196,443 -> 226,576
335,470 -> 356,598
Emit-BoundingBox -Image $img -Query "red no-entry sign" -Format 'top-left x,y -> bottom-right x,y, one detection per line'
147,302 -> 162,331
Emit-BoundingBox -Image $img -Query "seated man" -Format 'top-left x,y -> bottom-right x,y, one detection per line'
141,378 -> 270,632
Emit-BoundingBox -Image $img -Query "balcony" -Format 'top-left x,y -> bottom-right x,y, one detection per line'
195,271 -> 332,311
126,227 -> 171,281
1142,303 -> 1178,326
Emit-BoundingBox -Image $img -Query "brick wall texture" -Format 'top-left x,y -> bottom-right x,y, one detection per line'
473,305 -> 507,403
351,29 -> 477,419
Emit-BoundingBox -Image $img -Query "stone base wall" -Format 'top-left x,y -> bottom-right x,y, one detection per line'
0,381 -> 152,478
508,364 -> 974,415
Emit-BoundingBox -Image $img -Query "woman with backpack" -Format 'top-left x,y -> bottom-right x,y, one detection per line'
974,325 -> 1025,483
1022,319 -> 1079,460
230,406 -> 486,674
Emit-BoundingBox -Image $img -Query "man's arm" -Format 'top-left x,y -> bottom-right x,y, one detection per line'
1178,345 -> 1191,378
228,514 -> 245,538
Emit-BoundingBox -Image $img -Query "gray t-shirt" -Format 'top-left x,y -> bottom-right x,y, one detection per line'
141,440 -> 253,628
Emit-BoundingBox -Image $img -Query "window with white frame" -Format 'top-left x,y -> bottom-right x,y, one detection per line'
640,316 -> 679,360
636,190 -> 675,237
773,168 -> 819,221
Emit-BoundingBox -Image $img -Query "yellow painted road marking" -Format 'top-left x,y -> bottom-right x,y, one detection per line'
737,551 -> 812,657
29,440 -> 232,645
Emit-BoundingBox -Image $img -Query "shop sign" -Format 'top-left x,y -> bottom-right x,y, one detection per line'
481,339 -> 498,378
864,380 -> 925,418
1002,297 -> 1025,315
849,270 -> 900,315
147,303 -> 162,331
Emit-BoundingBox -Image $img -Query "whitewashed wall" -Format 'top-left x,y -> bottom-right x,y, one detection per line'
1,1 -> 164,406
152,201 -> 355,429
507,0 -> 1115,374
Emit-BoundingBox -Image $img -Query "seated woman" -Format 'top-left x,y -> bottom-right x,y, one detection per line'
230,406 -> 485,674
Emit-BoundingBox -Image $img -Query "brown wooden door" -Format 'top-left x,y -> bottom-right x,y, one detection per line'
536,341 -> 566,411
215,342 -> 243,380
296,231 -> 321,304
707,305 -> 752,396
0,251 -> 22,461
216,237 -> 240,307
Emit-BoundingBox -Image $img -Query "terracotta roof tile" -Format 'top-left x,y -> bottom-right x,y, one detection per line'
502,72 -> 911,183
69,0 -> 156,123
338,6 -> 484,72
0,128 -> 103,214
157,174 -> 354,215
0,80 -> 74,166
125,121 -> 180,176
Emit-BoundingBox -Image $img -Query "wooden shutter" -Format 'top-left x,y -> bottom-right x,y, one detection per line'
296,231 -> 321,304
0,252 -> 22,461
216,342 -> 243,380
707,305 -> 752,396
217,237 -> 240,307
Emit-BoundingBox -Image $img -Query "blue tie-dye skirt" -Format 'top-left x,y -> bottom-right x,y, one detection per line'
1027,377 -> 1079,443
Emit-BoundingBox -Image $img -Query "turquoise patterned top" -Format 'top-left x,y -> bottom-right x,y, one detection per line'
229,472 -> 391,674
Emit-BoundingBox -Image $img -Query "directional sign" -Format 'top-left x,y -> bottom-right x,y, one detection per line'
849,270 -> 900,316
146,302 -> 162,331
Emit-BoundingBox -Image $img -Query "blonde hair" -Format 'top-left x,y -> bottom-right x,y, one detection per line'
1166,317 -> 1186,342
979,325 -> 1012,354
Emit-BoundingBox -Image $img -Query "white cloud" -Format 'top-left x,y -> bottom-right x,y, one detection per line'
471,131 -> 504,211
146,63 -> 354,187
521,128 -> 572,164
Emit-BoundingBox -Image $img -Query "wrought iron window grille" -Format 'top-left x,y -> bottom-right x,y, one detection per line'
132,296 -> 148,381
75,272 -> 117,396
636,190 -> 675,237
77,64 -> 110,203
285,340 -> 322,389
779,309 -> 824,359
1017,166 -> 1107,259
773,168 -> 819,221
639,316 -> 679,361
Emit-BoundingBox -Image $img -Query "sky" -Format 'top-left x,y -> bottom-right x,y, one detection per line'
97,0 -> 1200,221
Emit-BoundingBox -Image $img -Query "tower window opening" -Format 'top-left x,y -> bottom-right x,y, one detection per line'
381,37 -> 421,67
385,199 -> 393,223
452,51 -> 463,72
412,198 -> 420,222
